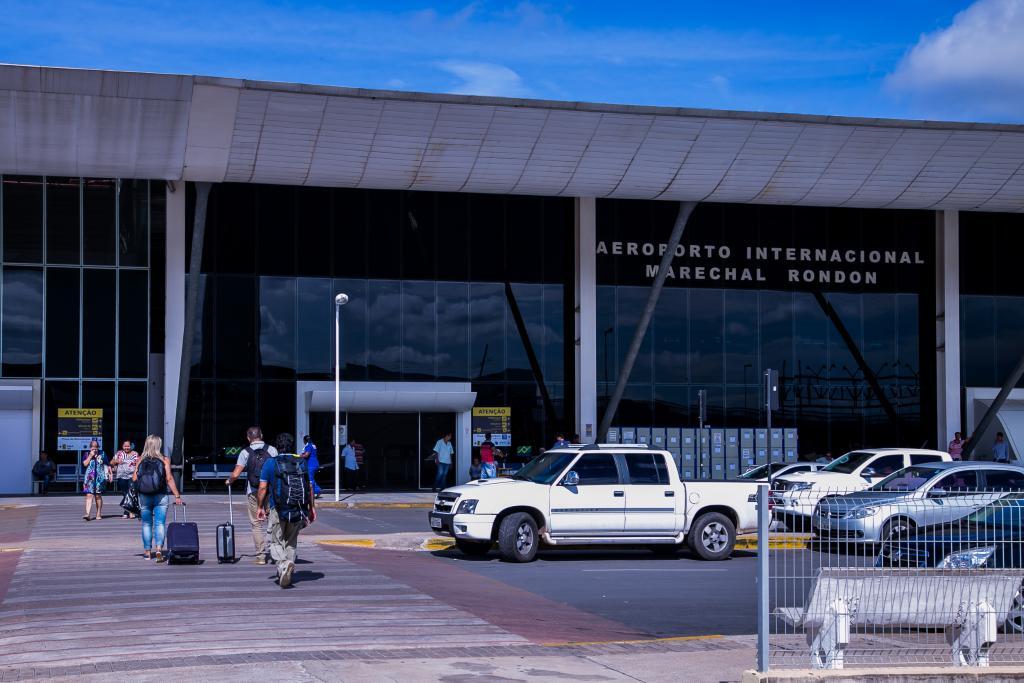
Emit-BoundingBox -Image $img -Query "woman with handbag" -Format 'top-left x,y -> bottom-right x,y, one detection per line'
111,440 -> 140,518
82,440 -> 111,521
132,435 -> 183,562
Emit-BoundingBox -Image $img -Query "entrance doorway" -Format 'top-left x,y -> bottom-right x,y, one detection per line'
308,411 -> 457,490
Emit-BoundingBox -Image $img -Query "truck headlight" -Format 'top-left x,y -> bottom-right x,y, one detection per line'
455,499 -> 479,515
787,482 -> 813,492
845,506 -> 878,519
936,546 -> 995,569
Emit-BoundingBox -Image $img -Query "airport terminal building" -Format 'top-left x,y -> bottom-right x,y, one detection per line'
1,64 -> 1023,492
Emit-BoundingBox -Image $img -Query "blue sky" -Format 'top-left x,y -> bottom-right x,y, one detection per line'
2,1 -> 1022,122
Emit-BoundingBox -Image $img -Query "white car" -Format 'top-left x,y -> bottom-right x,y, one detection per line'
737,461 -> 825,481
770,448 -> 951,530
428,445 -> 759,562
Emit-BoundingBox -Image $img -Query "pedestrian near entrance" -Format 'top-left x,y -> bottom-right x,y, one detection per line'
948,432 -> 969,461
134,435 -> 183,562
478,433 -> 497,480
343,439 -> 359,491
225,426 -> 278,564
469,456 -> 482,480
111,441 -> 140,517
31,451 -> 56,495
432,432 -> 454,491
352,439 -> 365,488
257,434 -> 316,588
552,433 -> 570,449
82,440 -> 111,521
302,435 -> 322,498
994,432 -> 1011,463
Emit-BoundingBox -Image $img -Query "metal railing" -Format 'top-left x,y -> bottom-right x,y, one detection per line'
757,480 -> 1024,671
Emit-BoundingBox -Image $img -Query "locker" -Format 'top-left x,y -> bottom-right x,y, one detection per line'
681,428 -> 695,449
770,428 -> 783,449
636,427 -> 651,445
622,427 -> 636,444
667,428 -> 681,449
784,428 -> 798,446
652,428 -> 666,449
741,447 -> 756,471
741,428 -> 754,450
606,427 -> 620,444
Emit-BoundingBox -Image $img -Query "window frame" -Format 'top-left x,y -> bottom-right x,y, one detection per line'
621,452 -> 670,485
564,452 -> 623,486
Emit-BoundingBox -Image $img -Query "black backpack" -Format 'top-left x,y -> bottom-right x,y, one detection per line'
272,455 -> 310,523
245,445 -> 273,492
137,457 -> 166,495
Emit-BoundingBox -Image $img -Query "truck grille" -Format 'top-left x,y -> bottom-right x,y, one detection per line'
434,492 -> 459,513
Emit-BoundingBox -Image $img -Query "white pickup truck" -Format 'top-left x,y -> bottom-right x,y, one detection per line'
427,444 -> 759,562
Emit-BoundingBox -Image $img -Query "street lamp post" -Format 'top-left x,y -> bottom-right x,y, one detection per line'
334,292 -> 349,502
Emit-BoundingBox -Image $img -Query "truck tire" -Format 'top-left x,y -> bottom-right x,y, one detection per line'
687,512 -> 735,561
497,512 -> 539,563
455,539 -> 491,556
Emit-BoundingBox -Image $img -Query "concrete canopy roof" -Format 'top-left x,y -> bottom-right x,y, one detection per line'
2,64 -> 1024,212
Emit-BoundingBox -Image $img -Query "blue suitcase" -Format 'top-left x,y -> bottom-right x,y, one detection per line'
166,504 -> 199,564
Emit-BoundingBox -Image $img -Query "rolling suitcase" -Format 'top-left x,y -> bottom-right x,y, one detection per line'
166,503 -> 200,564
217,484 -> 236,563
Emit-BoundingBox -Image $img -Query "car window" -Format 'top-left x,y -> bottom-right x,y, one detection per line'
872,466 -> 942,491
911,453 -> 945,465
933,470 -> 978,493
868,454 -> 905,476
823,451 -> 876,474
624,453 -> 669,484
983,470 -> 1024,491
570,454 -> 620,485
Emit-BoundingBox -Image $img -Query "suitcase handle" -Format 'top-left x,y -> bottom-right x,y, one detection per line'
227,482 -> 234,525
173,501 -> 187,523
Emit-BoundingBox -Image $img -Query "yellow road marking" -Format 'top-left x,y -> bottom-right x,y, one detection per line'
545,634 -> 723,647
317,539 -> 377,548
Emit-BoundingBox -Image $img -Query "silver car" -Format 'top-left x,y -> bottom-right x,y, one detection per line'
812,462 -> 1024,543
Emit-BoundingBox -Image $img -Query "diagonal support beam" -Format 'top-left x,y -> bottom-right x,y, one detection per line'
171,182 -> 211,469
504,282 -> 559,430
598,201 -> 698,441
961,353 -> 1024,460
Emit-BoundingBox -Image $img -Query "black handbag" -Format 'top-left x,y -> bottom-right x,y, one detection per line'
120,483 -> 141,516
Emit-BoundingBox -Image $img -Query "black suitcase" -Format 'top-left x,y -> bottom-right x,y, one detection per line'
166,504 -> 200,564
217,484 -> 236,563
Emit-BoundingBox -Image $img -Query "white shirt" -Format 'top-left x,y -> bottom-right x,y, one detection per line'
343,444 -> 358,470
433,439 -> 454,465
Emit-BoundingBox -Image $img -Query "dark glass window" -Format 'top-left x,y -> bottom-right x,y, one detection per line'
436,194 -> 468,282
119,180 -> 149,267
216,380 -> 257,450
296,188 -> 332,277
571,454 -> 620,485
366,280 -> 401,379
149,183 -> 166,352
83,179 -> 116,265
616,287 -> 653,383
910,453 -> 945,465
624,453 -> 669,484
210,184 -> 254,274
403,193 -> 437,281
368,191 -> 401,279
46,177 -> 80,264
436,282 -> 469,380
214,276 -> 256,378
653,288 -> 687,383
45,268 -> 80,377
470,282 -> 505,380
983,469 -> 1024,491
332,190 -> 367,278
869,454 -> 904,476
296,278 -> 332,379
82,269 -> 116,377
259,381 -> 296,446
690,289 -> 724,384
118,270 -> 149,378
43,380 -> 78,456
402,281 -> 436,379
117,381 -> 148,446
724,290 -> 758,384
542,284 -> 564,382
507,283 -> 542,383
961,296 -> 995,387
257,185 -> 295,275
82,381 -> 115,452
2,267 -> 44,376
335,279 -> 367,379
258,276 -> 296,379
2,176 -> 43,263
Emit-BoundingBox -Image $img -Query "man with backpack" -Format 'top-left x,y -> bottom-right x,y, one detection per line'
256,433 -> 316,588
225,427 -> 278,565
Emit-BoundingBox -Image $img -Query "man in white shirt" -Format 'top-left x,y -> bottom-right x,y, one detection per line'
225,426 -> 278,564
342,439 -> 358,491
432,432 -> 454,492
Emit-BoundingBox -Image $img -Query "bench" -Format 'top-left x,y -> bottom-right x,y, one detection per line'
191,463 -> 236,492
776,567 -> 1024,669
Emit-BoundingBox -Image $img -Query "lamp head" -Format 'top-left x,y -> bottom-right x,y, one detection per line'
335,293 -> 349,306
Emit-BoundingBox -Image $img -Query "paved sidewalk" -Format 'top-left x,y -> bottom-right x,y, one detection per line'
0,496 -> 758,682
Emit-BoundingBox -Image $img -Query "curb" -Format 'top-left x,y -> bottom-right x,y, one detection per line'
319,536 -> 805,552
316,502 -> 433,510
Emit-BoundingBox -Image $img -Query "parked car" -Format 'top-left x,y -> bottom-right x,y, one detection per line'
813,462 -> 1024,543
771,448 -> 951,530
428,444 -> 759,562
737,461 -> 824,481
876,491 -> 1024,632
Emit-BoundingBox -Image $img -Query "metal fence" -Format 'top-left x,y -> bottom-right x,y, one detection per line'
757,480 -> 1024,671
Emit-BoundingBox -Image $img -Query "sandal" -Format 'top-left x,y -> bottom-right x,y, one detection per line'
143,551 -> 151,560
155,551 -> 166,563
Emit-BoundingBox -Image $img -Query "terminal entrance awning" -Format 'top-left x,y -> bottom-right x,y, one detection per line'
306,381 -> 476,413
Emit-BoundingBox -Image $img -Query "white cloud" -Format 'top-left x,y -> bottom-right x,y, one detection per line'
886,0 -> 1024,118
437,61 -> 530,97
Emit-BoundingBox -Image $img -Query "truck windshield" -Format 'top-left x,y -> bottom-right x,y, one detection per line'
513,452 -> 577,484
739,463 -> 787,479
870,466 -> 942,492
822,451 -> 876,474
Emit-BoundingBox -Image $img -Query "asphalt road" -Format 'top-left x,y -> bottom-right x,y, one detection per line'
317,507 -> 427,534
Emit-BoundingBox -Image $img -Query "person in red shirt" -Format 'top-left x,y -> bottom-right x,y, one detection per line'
479,433 -> 497,479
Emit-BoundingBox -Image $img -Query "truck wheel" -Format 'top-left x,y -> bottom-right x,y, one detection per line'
688,512 -> 735,561
455,539 -> 491,556
497,512 -> 539,563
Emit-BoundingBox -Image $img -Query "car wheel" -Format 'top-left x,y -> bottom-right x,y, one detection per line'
649,544 -> 680,556
497,512 -> 539,563
688,512 -> 735,561
1006,584 -> 1024,633
881,518 -> 915,542
455,539 -> 491,557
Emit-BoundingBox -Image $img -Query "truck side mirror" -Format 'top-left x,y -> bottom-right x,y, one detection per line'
861,467 -> 877,479
563,471 -> 580,486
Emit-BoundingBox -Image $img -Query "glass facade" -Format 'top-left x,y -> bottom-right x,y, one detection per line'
959,211 -> 1024,389
184,184 -> 573,458
0,176 -> 158,462
596,200 -> 936,455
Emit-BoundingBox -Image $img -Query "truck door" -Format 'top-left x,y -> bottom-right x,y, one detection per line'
549,453 -> 626,535
621,453 -> 679,535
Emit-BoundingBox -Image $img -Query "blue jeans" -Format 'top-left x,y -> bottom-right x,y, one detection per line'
140,493 -> 169,551
480,462 -> 497,479
308,455 -> 321,495
434,461 -> 450,490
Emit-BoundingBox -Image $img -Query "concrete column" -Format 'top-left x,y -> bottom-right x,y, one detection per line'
456,409 -> 471,484
164,182 -> 186,449
575,197 -> 598,442
935,210 -> 961,448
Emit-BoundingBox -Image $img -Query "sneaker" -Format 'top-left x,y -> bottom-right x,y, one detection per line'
279,560 -> 295,588
254,556 -> 267,565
